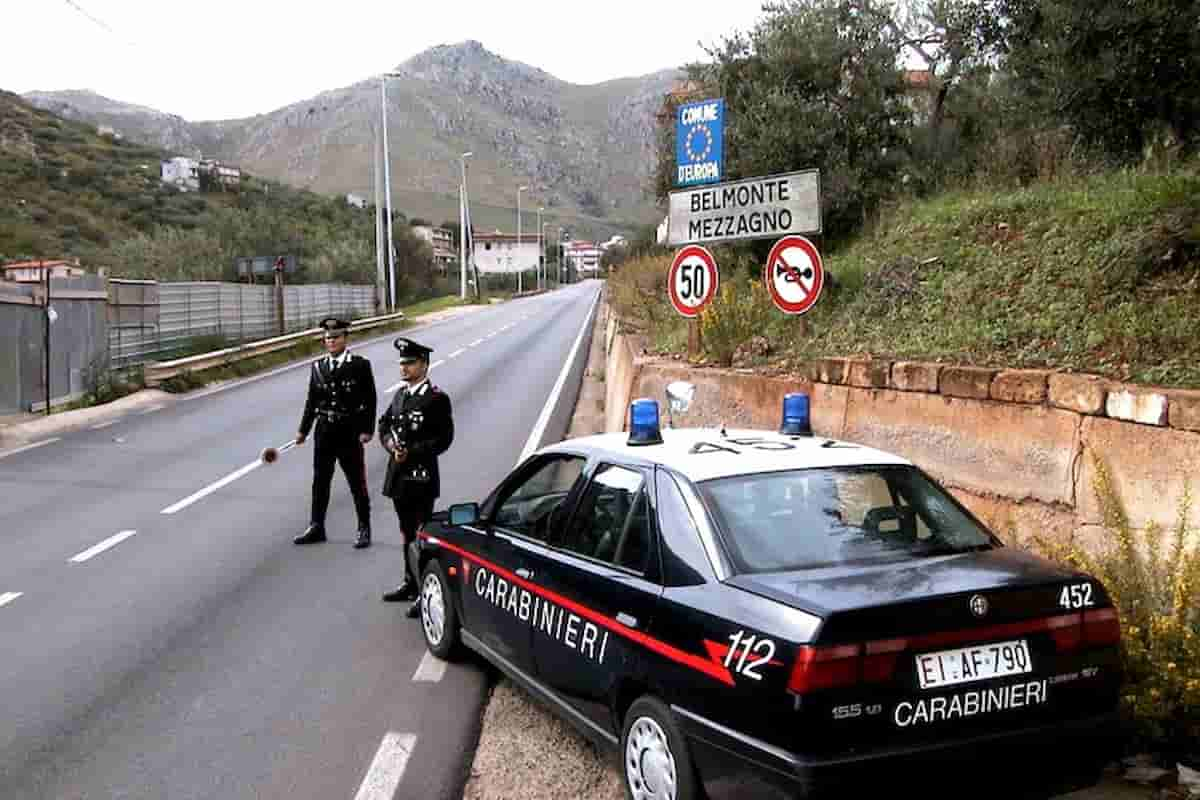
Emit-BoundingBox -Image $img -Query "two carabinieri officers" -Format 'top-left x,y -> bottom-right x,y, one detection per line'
294,317 -> 377,548
379,336 -> 454,618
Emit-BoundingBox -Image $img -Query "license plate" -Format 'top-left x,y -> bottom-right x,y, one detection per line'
916,639 -> 1032,689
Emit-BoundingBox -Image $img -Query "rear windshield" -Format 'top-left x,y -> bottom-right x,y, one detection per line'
697,466 -> 996,573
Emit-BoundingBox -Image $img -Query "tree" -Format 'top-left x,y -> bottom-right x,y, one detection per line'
999,0 -> 1200,158
655,0 -> 913,244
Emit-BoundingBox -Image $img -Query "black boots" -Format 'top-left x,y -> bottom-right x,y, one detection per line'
293,524 -> 326,545
354,527 -> 371,549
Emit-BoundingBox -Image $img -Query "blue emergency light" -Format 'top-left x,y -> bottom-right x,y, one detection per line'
780,392 -> 812,436
628,398 -> 663,446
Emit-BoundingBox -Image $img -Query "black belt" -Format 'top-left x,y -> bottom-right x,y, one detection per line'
318,409 -> 356,422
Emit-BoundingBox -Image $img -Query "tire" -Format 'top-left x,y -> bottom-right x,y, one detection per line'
620,696 -> 700,800
419,559 -> 461,661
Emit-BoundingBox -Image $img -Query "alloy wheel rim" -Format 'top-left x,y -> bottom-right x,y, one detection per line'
625,715 -> 677,800
421,573 -> 445,645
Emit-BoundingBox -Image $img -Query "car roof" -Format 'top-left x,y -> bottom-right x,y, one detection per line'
539,428 -> 913,483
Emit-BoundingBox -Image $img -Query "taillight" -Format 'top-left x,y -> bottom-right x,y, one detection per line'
1083,607 -> 1121,646
789,644 -> 861,694
1046,613 -> 1084,651
789,638 -> 907,694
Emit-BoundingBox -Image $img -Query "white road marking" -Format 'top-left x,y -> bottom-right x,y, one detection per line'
518,291 -> 600,465
91,420 -> 119,430
353,732 -> 417,800
448,348 -> 466,359
485,331 -> 499,339
139,405 -> 164,415
385,382 -> 403,394
161,459 -> 263,514
412,651 -> 447,682
469,339 -> 484,347
429,359 -> 445,369
0,592 -> 23,609
0,438 -> 60,460
70,530 -> 137,563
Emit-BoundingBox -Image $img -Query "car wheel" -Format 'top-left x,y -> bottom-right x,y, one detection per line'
620,696 -> 699,800
420,560 -> 461,661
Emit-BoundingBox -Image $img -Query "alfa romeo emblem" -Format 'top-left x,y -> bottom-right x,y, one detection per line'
969,594 -> 989,617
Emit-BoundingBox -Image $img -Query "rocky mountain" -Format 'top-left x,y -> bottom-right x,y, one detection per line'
23,42 -> 680,229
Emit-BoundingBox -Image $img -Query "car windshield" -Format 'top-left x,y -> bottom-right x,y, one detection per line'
697,465 -> 996,573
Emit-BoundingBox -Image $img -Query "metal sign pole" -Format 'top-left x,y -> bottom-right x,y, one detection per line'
43,260 -> 50,416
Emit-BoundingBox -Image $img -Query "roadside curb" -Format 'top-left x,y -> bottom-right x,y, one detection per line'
0,303 -> 487,456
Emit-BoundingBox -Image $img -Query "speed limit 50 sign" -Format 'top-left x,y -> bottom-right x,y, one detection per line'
668,244 -> 719,318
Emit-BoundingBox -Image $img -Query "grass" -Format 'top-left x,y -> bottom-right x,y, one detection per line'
611,161 -> 1200,388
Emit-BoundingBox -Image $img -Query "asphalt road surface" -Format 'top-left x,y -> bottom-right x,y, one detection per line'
0,281 -> 602,800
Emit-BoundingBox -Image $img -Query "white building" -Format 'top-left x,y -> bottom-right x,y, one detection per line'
160,157 -> 200,191
199,158 -> 241,187
2,259 -> 87,283
601,235 -> 627,251
345,193 -> 367,209
412,225 -> 457,271
472,233 -> 542,274
564,241 -> 603,275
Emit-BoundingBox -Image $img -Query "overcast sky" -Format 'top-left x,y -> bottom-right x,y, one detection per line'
5,0 -> 767,121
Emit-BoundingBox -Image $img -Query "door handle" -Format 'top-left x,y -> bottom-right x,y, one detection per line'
616,612 -> 638,628
516,568 -> 535,580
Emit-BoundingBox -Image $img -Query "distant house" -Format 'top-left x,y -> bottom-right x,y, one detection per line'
564,241 -> 603,275
472,232 -> 541,275
161,157 -> 200,191
412,225 -> 457,270
345,193 -> 367,209
97,124 -> 122,139
199,158 -> 241,188
2,259 -> 87,284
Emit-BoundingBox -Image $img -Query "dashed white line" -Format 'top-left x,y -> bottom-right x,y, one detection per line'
91,420 -> 119,430
412,651 -> 447,682
353,732 -> 417,800
161,459 -> 263,514
0,438 -> 60,460
0,592 -> 23,609
70,530 -> 137,563
469,338 -> 484,347
385,382 -> 403,394
448,348 -> 466,359
139,405 -> 164,415
429,359 -> 445,369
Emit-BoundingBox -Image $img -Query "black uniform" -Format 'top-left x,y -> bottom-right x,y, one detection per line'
297,343 -> 377,541
379,378 -> 454,586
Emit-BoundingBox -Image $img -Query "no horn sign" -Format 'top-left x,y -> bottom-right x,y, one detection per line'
765,235 -> 824,315
668,245 -> 719,318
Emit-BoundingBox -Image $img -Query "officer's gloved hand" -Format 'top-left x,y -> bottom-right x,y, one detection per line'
359,433 -> 372,444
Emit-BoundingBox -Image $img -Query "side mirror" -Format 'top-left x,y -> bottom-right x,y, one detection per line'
449,502 -> 480,527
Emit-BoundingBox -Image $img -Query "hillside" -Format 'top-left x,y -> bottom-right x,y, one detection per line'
0,90 -> 432,292
23,41 -> 679,229
611,164 -> 1200,388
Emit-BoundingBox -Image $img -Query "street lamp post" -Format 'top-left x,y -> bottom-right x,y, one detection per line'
459,152 -> 472,300
536,207 -> 544,290
516,185 -> 527,294
380,72 -> 402,311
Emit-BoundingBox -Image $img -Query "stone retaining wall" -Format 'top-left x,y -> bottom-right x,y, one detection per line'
602,313 -> 1200,546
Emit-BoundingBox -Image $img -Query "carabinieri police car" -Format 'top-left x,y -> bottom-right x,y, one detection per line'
413,389 -> 1124,800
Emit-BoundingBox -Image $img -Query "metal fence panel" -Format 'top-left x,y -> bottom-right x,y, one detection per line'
108,281 -> 378,368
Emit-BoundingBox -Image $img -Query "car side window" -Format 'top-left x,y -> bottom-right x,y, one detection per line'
559,464 -> 650,571
492,454 -> 586,542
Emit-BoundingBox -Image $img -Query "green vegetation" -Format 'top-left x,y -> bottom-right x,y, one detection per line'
0,90 -> 436,293
612,161 -> 1200,387
1004,457 -> 1199,759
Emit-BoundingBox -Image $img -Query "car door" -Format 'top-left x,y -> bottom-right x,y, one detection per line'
526,462 -> 663,733
459,453 -> 587,678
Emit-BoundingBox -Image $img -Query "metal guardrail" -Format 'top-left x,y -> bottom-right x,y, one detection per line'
143,311 -> 406,387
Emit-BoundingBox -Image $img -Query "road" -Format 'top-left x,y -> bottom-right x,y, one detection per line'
0,281 -> 602,800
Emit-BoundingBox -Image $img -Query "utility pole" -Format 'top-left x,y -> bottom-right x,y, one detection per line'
459,152 -> 472,300
516,185 -> 526,294
374,121 -> 386,312
381,74 -> 397,311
